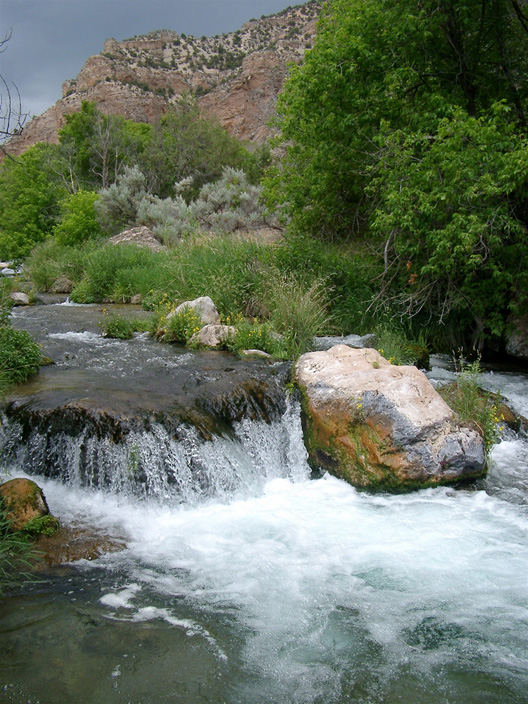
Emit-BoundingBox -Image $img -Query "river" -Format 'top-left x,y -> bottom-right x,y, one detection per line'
0,302 -> 527,704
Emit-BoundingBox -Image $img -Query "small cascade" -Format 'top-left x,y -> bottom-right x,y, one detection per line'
0,398 -> 308,502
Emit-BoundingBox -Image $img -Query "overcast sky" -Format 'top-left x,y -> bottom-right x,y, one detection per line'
0,0 -> 299,118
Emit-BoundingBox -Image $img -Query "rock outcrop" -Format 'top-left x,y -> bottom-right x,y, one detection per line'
109,225 -> 166,252
295,345 -> 486,491
506,315 -> 528,361
4,2 -> 321,157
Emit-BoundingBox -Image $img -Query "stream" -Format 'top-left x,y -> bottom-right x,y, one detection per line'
0,302 -> 527,704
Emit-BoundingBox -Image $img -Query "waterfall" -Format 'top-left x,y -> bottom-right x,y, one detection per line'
0,397 -> 309,503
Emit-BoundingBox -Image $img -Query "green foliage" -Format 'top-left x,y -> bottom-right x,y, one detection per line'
225,316 -> 288,358
0,143 -> 66,260
374,325 -> 430,368
368,105 -> 528,343
26,240 -> 91,292
264,273 -> 330,358
265,0 -> 528,349
99,312 -> 136,339
53,190 -> 103,246
20,514 -> 59,538
139,99 -> 251,199
72,244 -> 166,303
0,325 -> 42,392
273,234 -> 379,334
58,101 -> 152,191
95,166 -> 149,234
438,359 -> 502,454
155,306 -> 203,344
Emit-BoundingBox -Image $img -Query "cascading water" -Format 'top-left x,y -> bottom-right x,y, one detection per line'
1,304 -> 527,704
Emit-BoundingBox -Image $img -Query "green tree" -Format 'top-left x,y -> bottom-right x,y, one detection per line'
0,143 -> 66,259
58,101 -> 152,191
139,98 -> 250,199
53,190 -> 103,246
368,105 -> 528,345
265,0 -> 528,345
266,0 -> 528,239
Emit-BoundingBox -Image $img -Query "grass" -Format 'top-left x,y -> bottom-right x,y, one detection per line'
24,233 -> 439,361
0,505 -> 39,595
438,358 -> 502,454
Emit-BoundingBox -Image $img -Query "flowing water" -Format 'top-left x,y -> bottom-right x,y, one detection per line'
0,305 -> 527,704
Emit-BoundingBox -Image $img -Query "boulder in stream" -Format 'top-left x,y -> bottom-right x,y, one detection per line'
0,478 -> 59,535
9,292 -> 30,306
295,345 -> 486,491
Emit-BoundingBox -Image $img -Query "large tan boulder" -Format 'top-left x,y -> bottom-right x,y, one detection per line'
168,296 -> 221,326
0,478 -> 58,534
295,345 -> 486,491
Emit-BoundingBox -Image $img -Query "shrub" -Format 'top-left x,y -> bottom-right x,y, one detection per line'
0,326 -> 42,392
225,317 -> 288,358
77,244 -> 164,302
53,190 -> 103,246
264,273 -> 331,358
374,324 -> 430,368
95,166 -> 148,234
155,306 -> 203,344
99,313 -> 136,339
25,239 -> 90,292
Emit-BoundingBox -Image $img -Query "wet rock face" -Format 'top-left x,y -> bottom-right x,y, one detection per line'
295,345 -> 486,491
1,356 -> 290,490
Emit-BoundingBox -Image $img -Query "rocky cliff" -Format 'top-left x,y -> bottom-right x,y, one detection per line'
5,1 -> 320,156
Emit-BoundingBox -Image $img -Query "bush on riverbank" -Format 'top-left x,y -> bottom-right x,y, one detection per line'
0,325 -> 42,395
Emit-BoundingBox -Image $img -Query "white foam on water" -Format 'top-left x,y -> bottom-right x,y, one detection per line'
21,456 -> 528,702
49,331 -> 105,343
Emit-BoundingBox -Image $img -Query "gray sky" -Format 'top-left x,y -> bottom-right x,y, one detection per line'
0,0 -> 299,118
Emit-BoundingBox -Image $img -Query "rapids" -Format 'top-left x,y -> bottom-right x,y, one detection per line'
1,303 -> 527,704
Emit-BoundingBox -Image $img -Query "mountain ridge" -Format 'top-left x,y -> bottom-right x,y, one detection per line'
5,1 -> 321,156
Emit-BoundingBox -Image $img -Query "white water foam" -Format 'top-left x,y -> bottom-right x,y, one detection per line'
10,453 -> 528,702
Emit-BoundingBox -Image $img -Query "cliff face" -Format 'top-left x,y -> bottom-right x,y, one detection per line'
6,1 -> 320,156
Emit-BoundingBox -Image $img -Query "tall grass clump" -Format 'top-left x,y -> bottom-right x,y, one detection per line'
374,323 -> 430,368
273,234 -> 379,334
438,358 -> 502,454
262,272 -> 331,357
0,505 -> 37,595
70,244 -> 168,303
25,239 -> 91,292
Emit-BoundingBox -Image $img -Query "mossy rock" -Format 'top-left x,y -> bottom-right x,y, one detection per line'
0,478 -> 59,535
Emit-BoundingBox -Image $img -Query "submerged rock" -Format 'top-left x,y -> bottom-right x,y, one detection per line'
0,478 -> 59,534
35,525 -> 126,567
295,345 -> 485,491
